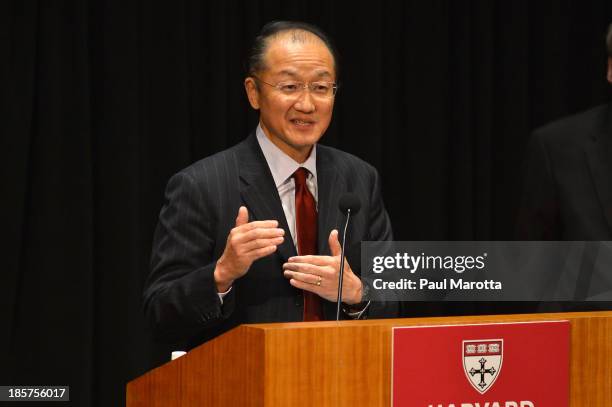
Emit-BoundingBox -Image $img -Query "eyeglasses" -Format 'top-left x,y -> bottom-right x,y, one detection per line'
253,76 -> 338,99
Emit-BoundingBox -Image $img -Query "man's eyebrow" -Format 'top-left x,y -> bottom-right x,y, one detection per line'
315,70 -> 332,79
276,69 -> 298,77
274,69 -> 333,79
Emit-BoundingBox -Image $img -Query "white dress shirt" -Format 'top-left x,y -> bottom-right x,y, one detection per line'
255,124 -> 318,248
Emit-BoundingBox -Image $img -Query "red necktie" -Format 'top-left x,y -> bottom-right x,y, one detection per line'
293,167 -> 322,321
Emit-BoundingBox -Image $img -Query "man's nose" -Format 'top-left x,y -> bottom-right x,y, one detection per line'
293,88 -> 316,113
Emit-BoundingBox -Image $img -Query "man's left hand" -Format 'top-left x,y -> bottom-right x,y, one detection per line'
283,229 -> 362,304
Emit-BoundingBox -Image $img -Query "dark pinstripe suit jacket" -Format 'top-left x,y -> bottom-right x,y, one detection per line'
144,133 -> 394,347
519,103 -> 612,239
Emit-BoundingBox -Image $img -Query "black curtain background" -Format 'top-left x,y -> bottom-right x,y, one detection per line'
2,1 -> 612,405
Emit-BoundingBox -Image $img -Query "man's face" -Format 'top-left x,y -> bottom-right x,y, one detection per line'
245,33 -> 336,162
608,57 -> 612,84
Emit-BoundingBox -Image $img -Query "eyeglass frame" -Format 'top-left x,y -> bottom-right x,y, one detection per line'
251,76 -> 339,98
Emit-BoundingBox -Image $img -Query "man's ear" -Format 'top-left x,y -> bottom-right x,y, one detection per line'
244,77 -> 260,110
607,57 -> 612,85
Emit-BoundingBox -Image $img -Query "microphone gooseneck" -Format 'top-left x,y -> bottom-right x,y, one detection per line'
336,193 -> 361,320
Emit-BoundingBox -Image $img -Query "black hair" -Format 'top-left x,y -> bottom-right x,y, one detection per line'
246,21 -> 339,78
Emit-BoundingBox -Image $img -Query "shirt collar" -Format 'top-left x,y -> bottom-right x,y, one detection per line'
256,124 -> 317,187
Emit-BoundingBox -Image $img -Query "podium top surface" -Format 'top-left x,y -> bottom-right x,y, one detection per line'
242,310 -> 612,331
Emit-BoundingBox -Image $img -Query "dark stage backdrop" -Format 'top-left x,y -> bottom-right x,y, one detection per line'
2,0 -> 612,405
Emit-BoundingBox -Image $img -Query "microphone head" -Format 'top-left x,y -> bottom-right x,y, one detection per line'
338,193 -> 361,215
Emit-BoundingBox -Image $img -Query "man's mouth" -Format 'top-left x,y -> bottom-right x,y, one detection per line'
290,119 -> 315,127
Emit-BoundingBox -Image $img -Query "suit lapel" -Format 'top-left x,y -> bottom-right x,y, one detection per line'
236,134 -> 297,262
316,146 -> 344,256
585,105 -> 612,233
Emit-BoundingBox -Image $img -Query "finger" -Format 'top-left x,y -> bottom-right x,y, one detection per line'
231,227 -> 284,248
242,236 -> 284,252
283,261 -> 329,275
288,277 -> 321,294
241,227 -> 285,241
245,244 -> 278,260
287,255 -> 333,267
235,206 -> 249,227
237,220 -> 279,232
328,229 -> 342,257
283,270 -> 323,286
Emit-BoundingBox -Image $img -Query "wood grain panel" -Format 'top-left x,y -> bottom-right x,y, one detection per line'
569,314 -> 612,406
263,323 -> 391,406
127,311 -> 612,407
180,326 -> 265,406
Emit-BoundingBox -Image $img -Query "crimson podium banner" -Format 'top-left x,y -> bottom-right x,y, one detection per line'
392,321 -> 570,407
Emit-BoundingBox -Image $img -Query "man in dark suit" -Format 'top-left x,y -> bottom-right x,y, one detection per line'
518,23 -> 612,240
143,21 -> 395,348
516,23 -> 612,307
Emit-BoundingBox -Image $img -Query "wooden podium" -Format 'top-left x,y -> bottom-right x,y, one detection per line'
127,311 -> 612,406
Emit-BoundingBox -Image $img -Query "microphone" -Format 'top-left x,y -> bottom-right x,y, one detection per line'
336,193 -> 361,320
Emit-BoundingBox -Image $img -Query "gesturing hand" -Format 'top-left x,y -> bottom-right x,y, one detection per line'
282,229 -> 363,305
214,206 -> 285,292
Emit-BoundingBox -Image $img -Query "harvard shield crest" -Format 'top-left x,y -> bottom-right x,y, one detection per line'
462,339 -> 503,394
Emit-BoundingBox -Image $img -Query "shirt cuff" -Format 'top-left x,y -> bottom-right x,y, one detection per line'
217,286 -> 232,305
343,300 -> 371,319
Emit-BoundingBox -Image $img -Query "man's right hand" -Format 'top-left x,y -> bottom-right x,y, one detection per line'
213,206 -> 285,292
